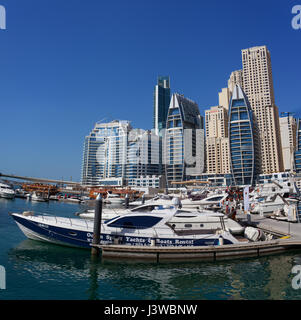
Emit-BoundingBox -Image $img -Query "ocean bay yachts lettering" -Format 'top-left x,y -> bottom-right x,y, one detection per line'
292,5 -> 301,30
125,236 -> 150,244
0,5 -> 5,30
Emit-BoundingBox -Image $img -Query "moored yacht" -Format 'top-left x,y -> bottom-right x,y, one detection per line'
104,192 -> 124,204
77,203 -> 244,235
197,192 -> 228,209
0,183 -> 15,199
11,206 -> 242,249
31,192 -> 49,202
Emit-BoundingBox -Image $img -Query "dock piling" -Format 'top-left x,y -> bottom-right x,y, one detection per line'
125,194 -> 129,208
91,194 -> 102,257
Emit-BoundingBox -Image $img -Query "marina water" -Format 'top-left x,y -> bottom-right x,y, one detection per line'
1,198 -> 301,300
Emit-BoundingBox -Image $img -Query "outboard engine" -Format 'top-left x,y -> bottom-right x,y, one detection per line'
244,227 -> 266,242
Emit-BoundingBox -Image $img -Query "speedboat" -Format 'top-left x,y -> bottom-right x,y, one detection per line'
11,207 -> 242,249
104,192 -> 124,204
0,183 -> 15,199
31,192 -> 49,202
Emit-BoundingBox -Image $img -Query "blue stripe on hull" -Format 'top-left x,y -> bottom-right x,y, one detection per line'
12,215 -> 234,249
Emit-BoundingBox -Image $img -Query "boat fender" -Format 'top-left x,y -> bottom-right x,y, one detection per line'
218,235 -> 224,246
23,211 -> 34,216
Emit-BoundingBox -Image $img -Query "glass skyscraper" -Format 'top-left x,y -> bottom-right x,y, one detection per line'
153,76 -> 171,135
81,120 -> 131,186
164,93 -> 205,187
126,130 -> 160,185
228,85 -> 260,186
81,121 -> 161,186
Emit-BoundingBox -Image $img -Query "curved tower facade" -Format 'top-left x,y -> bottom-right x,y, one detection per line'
164,93 -> 205,187
229,85 -> 260,186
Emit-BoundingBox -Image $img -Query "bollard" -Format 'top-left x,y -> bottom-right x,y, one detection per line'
247,212 -> 251,224
125,194 -> 129,209
91,194 -> 102,257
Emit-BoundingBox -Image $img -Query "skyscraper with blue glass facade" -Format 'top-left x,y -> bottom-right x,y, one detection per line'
295,119 -> 301,173
81,120 -> 131,185
228,85 -> 260,186
81,120 -> 161,186
153,76 -> 171,135
164,93 -> 205,187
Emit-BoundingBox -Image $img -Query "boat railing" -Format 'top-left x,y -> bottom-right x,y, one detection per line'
28,211 -> 91,230
24,212 -> 224,238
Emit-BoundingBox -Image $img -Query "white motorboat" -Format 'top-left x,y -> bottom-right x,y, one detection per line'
31,192 -> 49,202
104,192 -> 124,204
250,194 -> 286,216
77,202 -> 244,235
196,193 -> 229,209
0,183 -> 15,199
15,189 -> 30,199
129,194 -> 215,210
11,207 -> 243,249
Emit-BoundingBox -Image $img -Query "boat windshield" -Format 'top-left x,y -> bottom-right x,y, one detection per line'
131,205 -> 156,212
0,185 -> 12,190
104,216 -> 120,224
206,196 -> 225,202
107,215 -> 162,229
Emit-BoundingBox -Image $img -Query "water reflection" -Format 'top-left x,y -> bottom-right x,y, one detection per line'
6,239 -> 301,300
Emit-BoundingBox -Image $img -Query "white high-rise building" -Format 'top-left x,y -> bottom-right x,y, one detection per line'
228,70 -> 243,94
241,45 -> 283,174
279,116 -> 297,172
205,105 -> 230,175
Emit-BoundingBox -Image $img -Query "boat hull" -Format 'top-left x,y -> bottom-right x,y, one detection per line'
0,192 -> 15,199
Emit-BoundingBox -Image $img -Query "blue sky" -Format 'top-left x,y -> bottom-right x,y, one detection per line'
0,0 -> 300,181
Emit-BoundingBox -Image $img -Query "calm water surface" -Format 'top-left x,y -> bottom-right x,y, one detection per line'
1,198 -> 301,300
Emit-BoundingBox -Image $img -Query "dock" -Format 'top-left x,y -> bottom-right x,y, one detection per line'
93,239 -> 301,262
236,212 -> 301,240
92,212 -> 301,262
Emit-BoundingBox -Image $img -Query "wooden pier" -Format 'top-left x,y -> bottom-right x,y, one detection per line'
92,238 -> 301,262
